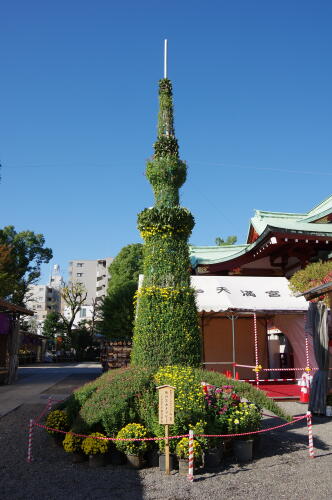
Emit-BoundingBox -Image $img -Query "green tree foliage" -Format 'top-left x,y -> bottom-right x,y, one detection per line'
107,243 -> 143,293
0,226 -> 52,304
70,321 -> 94,361
100,281 -> 138,338
215,235 -> 237,246
131,79 -> 201,368
43,311 -> 65,339
289,260 -> 332,304
99,244 -> 143,339
0,243 -> 16,298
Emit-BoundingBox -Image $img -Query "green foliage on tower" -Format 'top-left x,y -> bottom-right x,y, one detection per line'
131,78 -> 201,368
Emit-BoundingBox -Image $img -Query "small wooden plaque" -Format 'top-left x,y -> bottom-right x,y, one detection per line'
157,385 -> 175,425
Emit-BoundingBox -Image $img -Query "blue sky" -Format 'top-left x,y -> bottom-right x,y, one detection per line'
1,0 -> 331,283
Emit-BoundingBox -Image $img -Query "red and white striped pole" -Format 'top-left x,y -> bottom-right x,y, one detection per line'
306,411 -> 315,458
253,313 -> 259,388
27,419 -> 34,463
305,335 -> 310,369
47,397 -> 53,413
187,429 -> 194,482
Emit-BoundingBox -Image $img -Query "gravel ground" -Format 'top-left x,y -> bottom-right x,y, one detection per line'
1,376 -> 331,500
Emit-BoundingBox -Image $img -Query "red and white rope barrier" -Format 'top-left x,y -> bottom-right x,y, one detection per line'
187,429 -> 194,482
198,414 -> 308,438
306,411 -> 315,458
240,378 -> 301,383
27,419 -> 34,463
27,400 -> 315,467
33,421 -> 188,441
261,367 -> 318,372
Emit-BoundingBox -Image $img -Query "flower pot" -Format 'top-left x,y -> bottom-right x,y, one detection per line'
71,452 -> 86,463
178,458 -> 189,476
253,434 -> 262,455
126,454 -> 146,469
110,450 -> 126,465
146,449 -> 159,467
222,437 -> 233,456
159,453 -> 176,472
233,439 -> 253,463
204,446 -> 223,469
89,454 -> 106,467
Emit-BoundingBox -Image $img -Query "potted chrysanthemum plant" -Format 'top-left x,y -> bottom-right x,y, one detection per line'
115,423 -> 150,468
81,432 -> 110,467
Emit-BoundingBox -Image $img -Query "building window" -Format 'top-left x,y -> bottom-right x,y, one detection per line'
77,273 -> 83,277
77,263 -> 84,267
79,308 -> 86,318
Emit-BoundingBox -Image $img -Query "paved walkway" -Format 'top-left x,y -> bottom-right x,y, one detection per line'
0,362 -> 102,417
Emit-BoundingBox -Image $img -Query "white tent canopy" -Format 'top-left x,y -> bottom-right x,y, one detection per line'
190,276 -> 308,313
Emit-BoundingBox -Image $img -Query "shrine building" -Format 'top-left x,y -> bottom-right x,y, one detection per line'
190,194 -> 332,278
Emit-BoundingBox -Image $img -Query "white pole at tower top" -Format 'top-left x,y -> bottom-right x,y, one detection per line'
164,39 -> 168,78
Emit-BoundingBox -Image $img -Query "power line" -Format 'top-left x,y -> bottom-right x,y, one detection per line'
190,161 -> 332,177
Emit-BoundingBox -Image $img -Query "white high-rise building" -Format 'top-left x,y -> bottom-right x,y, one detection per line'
67,257 -> 113,304
25,264 -> 64,333
65,257 -> 113,326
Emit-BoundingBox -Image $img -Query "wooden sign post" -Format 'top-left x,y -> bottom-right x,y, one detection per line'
157,385 -> 175,475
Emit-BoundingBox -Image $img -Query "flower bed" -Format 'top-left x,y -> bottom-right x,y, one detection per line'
55,365 -> 289,466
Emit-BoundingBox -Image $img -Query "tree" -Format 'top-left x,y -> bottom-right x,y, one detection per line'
60,283 -> 88,340
99,243 -> 143,339
107,243 -> 143,293
70,321 -> 94,361
100,281 -> 138,338
0,243 -> 16,298
131,78 -> 201,368
215,235 -> 237,246
0,226 -> 52,304
43,312 -> 65,339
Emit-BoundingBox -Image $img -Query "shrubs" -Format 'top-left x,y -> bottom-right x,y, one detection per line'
78,366 -> 153,436
289,260 -> 332,305
115,423 -> 149,456
45,410 -> 70,436
61,365 -> 290,460
62,432 -> 83,454
176,438 -> 202,459
225,402 -> 262,435
81,433 -> 109,456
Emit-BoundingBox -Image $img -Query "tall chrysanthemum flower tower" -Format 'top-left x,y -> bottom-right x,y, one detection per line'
131,41 -> 201,367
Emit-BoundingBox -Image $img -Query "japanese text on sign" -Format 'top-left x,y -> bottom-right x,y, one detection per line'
158,386 -> 175,425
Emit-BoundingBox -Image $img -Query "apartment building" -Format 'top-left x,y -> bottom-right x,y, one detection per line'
66,257 -> 113,326
24,265 -> 64,333
68,257 -> 113,304
25,284 -> 62,323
